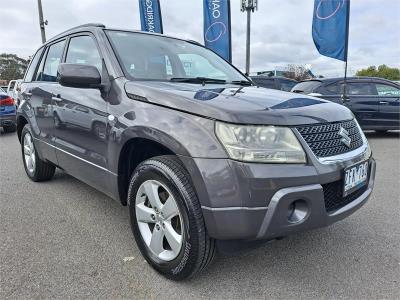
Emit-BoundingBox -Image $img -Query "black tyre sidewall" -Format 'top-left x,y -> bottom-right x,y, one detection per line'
128,159 -> 202,280
21,124 -> 55,182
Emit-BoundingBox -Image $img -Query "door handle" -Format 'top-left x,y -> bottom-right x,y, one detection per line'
379,101 -> 389,104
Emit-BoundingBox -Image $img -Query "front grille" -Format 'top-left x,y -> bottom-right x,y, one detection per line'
296,119 -> 364,157
322,179 -> 368,213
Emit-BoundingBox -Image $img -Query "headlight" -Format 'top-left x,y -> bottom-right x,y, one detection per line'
354,118 -> 372,159
215,122 -> 306,163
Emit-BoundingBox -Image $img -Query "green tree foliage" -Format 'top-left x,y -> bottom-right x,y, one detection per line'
0,53 -> 28,81
356,64 -> 400,81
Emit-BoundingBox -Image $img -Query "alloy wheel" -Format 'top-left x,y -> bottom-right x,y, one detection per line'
23,133 -> 36,174
135,180 -> 183,261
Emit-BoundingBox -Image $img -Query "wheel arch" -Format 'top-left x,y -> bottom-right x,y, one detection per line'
116,134 -> 181,205
17,115 -> 28,142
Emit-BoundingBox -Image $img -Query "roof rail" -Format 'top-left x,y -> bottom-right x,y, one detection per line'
47,23 -> 106,43
66,23 -> 106,31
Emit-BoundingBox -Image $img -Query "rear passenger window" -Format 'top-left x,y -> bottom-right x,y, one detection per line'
39,40 -> 66,82
24,48 -> 44,82
66,36 -> 102,72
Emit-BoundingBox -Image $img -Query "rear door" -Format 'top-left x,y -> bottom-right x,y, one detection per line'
23,40 -> 66,164
373,82 -> 400,129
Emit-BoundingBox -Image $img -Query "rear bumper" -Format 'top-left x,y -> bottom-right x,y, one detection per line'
198,157 -> 375,240
0,114 -> 17,127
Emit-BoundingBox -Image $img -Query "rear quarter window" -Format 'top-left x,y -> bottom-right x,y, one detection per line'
24,48 -> 44,82
291,81 -> 322,94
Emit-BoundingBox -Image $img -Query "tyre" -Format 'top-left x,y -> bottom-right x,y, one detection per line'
3,124 -> 16,133
21,124 -> 56,182
128,155 -> 215,280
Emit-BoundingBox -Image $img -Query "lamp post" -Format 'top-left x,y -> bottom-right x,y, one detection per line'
241,0 -> 258,75
37,0 -> 48,43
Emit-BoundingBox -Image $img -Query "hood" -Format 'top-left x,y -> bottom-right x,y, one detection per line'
124,81 -> 353,126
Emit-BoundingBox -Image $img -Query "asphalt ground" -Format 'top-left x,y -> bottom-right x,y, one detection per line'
0,130 -> 399,299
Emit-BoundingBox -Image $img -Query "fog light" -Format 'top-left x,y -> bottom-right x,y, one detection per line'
287,200 -> 308,223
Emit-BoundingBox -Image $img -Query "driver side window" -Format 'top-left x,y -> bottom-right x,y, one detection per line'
374,83 -> 400,96
66,35 -> 102,72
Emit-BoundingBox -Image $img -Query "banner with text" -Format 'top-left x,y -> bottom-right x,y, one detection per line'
139,0 -> 163,34
203,0 -> 232,62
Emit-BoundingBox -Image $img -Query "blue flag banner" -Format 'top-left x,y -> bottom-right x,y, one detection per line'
203,0 -> 232,62
139,0 -> 163,34
312,0 -> 350,61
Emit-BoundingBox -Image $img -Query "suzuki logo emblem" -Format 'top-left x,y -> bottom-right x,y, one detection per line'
338,127 -> 351,148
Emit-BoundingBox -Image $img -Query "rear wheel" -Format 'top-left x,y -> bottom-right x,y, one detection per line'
21,124 -> 55,182
128,155 -> 215,280
3,124 -> 16,133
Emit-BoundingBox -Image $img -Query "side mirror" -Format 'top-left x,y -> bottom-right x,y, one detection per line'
308,92 -> 322,97
58,63 -> 101,89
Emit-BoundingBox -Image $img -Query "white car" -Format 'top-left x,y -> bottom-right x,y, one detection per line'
7,79 -> 23,105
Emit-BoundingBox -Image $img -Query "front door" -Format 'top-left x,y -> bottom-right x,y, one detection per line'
52,34 -> 110,195
345,81 -> 381,128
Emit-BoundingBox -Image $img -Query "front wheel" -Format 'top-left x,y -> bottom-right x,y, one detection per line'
21,124 -> 56,181
127,156 -> 215,280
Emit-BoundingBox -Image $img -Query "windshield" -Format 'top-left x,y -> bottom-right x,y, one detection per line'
106,30 -> 248,83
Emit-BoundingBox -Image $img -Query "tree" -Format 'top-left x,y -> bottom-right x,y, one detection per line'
283,64 -> 314,81
356,64 -> 400,81
0,53 -> 28,81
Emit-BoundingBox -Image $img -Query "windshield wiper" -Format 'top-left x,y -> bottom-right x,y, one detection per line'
230,80 -> 253,86
170,77 -> 227,85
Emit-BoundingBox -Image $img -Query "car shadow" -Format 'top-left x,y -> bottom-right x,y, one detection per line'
0,129 -> 17,135
364,130 -> 399,139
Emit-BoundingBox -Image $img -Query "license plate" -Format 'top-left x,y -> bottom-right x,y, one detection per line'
343,161 -> 369,197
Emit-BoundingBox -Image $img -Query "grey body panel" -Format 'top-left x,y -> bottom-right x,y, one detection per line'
124,81 -> 354,125
17,26 -> 375,242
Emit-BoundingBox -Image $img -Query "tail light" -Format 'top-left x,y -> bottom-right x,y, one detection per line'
0,96 -> 15,106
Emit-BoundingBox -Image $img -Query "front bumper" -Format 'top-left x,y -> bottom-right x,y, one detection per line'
192,155 -> 376,240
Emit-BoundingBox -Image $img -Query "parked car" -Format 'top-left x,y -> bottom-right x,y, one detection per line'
250,75 -> 297,91
17,24 -> 375,280
291,77 -> 400,132
7,79 -> 23,106
0,90 -> 16,132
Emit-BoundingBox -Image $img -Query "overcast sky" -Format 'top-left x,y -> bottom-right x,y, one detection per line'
1,0 -> 399,77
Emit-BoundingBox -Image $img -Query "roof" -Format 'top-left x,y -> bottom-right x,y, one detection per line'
46,23 -> 201,46
299,76 -> 399,85
47,23 -> 105,43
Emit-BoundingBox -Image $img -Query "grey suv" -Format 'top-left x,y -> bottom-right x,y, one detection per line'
17,24 -> 376,280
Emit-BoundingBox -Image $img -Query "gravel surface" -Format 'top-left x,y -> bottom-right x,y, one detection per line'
1,130 -> 399,299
